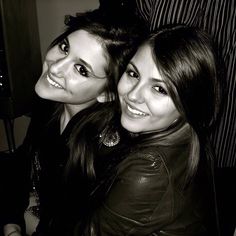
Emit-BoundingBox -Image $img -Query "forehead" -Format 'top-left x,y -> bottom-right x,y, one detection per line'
67,29 -> 107,72
68,29 -> 103,54
132,44 -> 164,82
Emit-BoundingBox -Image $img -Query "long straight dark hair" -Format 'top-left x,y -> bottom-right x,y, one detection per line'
63,10 -> 147,180
135,25 -> 222,179
48,9 -> 148,122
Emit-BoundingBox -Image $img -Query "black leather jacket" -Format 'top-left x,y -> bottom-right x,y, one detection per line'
76,142 -> 215,236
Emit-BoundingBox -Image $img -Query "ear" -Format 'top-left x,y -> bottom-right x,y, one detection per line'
96,92 -> 115,103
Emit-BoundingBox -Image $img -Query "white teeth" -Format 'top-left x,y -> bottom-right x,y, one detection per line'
46,75 -> 63,89
127,104 -> 147,116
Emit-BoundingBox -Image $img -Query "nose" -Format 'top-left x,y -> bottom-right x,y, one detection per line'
49,57 -> 69,78
127,82 -> 145,104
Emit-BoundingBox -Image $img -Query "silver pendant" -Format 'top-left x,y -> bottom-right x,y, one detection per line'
100,130 -> 120,147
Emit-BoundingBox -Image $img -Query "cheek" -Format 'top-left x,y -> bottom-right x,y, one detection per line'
44,49 -> 53,61
42,50 -> 58,72
71,79 -> 107,96
41,61 -> 48,73
45,47 -> 62,63
118,76 -> 128,96
117,82 -> 123,96
149,98 -> 179,118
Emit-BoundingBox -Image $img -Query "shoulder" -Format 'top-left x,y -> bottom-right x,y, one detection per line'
119,146 -> 168,174
112,146 -> 171,200
112,144 -> 190,200
93,145 -> 202,234
117,144 -> 188,179
102,147 -> 174,226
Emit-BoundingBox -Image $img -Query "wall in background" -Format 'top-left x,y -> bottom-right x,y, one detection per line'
0,0 -> 99,152
36,0 -> 99,59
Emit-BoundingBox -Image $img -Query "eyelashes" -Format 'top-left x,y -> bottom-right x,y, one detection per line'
126,68 -> 168,96
58,39 -> 90,77
75,64 -> 89,77
126,69 -> 139,79
58,39 -> 69,55
153,85 -> 167,95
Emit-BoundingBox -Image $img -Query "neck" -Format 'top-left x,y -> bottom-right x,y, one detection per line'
60,102 -> 96,133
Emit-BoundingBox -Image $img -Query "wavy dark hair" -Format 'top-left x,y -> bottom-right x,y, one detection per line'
62,10 -> 147,179
133,25 -> 222,178
49,10 -> 147,106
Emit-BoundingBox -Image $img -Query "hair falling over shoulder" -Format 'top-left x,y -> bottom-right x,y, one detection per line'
65,102 -> 116,180
141,25 -> 222,178
62,10 -> 148,180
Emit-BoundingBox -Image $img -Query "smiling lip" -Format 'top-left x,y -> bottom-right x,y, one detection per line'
124,101 -> 149,118
46,74 -> 63,89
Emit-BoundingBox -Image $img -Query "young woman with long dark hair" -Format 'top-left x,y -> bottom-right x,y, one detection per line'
69,25 -> 222,235
1,10 -> 146,236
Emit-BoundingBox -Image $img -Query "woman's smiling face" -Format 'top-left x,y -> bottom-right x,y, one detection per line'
35,30 -> 107,106
118,44 -> 180,134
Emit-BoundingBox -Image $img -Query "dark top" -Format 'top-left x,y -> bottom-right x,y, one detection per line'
75,139 -> 216,235
1,98 -> 130,236
1,97 -> 216,235
0,97 -> 88,235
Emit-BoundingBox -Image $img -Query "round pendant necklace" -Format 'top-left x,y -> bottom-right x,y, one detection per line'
100,130 -> 120,147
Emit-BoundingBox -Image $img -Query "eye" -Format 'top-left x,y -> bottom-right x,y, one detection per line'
75,64 -> 89,77
126,69 -> 139,79
153,85 -> 168,95
58,39 -> 69,55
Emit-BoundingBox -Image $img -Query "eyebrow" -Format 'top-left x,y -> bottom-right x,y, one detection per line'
151,78 -> 166,84
129,61 -> 139,74
65,35 -> 106,79
64,38 -> 94,74
129,61 -> 166,84
79,58 -> 93,73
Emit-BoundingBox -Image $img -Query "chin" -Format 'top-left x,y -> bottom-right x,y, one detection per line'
35,83 -> 50,100
121,118 -> 141,134
35,81 -> 44,97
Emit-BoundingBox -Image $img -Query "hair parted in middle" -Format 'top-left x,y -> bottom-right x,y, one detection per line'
49,10 -> 148,104
136,25 -> 222,178
62,9 -> 148,179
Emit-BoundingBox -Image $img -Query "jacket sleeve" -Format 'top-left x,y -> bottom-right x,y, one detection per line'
86,151 -> 173,236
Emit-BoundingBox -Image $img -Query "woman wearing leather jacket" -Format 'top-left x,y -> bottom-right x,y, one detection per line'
70,25 -> 222,235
